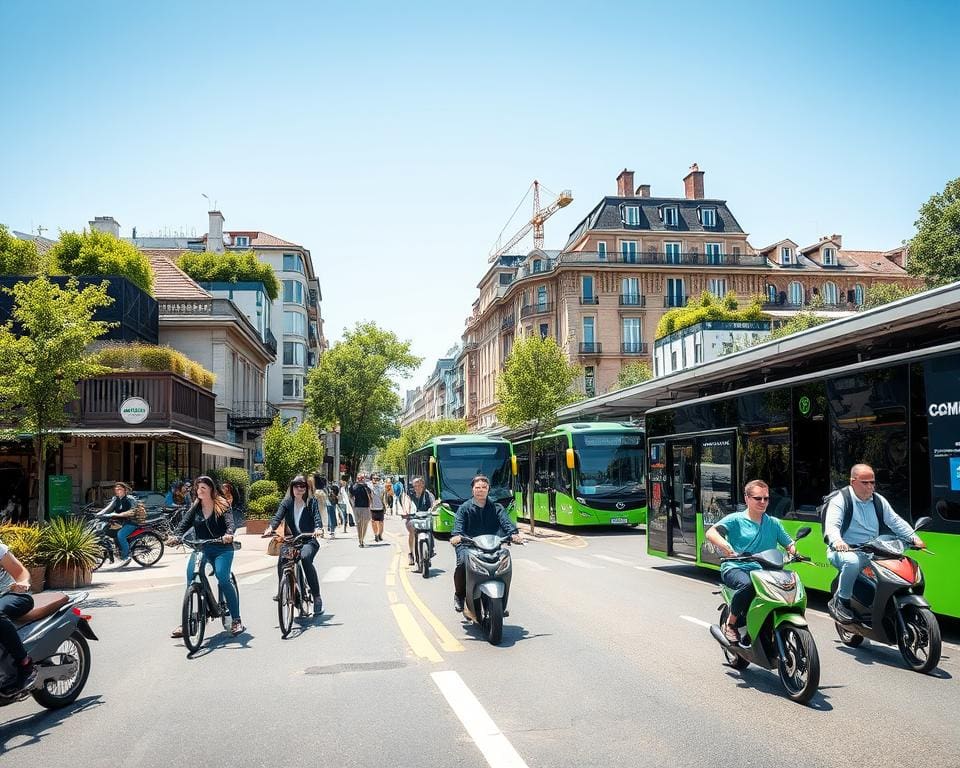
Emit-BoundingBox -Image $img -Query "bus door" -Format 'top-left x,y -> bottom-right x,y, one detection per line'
670,441 -> 697,559
647,441 -> 669,555
697,433 -> 737,567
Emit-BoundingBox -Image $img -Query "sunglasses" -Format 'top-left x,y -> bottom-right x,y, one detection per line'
748,495 -> 770,502
292,482 -> 307,488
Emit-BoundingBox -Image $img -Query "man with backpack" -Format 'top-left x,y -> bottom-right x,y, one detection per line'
824,463 -> 924,623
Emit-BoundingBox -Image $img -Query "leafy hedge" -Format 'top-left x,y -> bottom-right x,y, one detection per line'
249,479 -> 280,501
212,467 -> 250,508
0,224 -> 44,275
178,250 -> 280,301
0,523 -> 45,567
91,343 -> 216,389
247,492 -> 282,520
48,230 -> 154,294
655,291 -> 765,339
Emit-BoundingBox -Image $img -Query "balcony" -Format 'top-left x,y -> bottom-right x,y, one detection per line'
578,342 -> 602,355
516,261 -> 556,280
500,314 -> 515,331
159,298 -> 275,357
619,294 -> 646,307
560,251 -> 766,267
663,295 -> 689,308
264,327 -> 278,355
72,371 -> 215,436
579,296 -> 599,305
520,302 -> 554,318
228,400 -> 280,430
621,342 -> 649,355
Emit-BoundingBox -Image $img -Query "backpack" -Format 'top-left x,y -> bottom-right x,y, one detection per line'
817,486 -> 890,543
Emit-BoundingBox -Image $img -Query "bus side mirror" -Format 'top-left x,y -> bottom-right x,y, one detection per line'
511,455 -> 518,476
566,448 -> 575,470
428,456 -> 436,478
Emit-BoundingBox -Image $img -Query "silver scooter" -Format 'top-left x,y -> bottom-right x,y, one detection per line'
458,534 -> 516,645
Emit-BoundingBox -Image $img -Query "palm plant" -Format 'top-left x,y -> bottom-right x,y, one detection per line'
38,517 -> 100,570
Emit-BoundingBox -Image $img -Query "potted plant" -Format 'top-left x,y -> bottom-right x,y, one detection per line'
38,517 -> 100,588
243,492 -> 281,535
1,524 -> 47,592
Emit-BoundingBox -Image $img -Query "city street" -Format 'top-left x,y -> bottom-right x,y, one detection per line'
2,517 -> 958,767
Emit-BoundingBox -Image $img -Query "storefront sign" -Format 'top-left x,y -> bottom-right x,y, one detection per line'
120,397 -> 150,424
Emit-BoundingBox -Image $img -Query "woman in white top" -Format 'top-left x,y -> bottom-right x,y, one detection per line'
265,475 -> 324,614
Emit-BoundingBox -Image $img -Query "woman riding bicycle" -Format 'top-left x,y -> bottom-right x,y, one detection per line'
167,476 -> 244,637
265,475 -> 324,614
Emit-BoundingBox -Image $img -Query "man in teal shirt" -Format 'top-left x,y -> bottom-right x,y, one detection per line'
706,479 -> 796,643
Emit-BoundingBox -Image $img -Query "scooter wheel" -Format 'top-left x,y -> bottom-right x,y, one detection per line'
898,605 -> 941,674
835,622 -> 864,647
31,631 -> 91,709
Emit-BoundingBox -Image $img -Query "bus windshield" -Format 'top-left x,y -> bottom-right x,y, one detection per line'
573,433 -> 645,497
437,444 -> 513,503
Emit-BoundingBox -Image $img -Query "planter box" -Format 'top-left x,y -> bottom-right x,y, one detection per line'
28,566 -> 46,593
243,519 -> 270,535
47,563 -> 93,589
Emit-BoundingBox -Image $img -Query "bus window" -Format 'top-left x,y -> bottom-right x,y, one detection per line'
739,432 -> 793,520
793,381 -> 830,517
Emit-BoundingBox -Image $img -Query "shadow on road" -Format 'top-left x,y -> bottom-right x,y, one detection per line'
724,667 -> 835,711
0,694 -> 104,754
459,619 -> 552,648
834,642 -> 953,678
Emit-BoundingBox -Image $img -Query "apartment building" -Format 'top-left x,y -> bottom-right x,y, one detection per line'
461,164 -> 920,428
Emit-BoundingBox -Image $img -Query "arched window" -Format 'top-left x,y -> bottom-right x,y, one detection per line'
823,282 -> 839,305
788,282 -> 804,306
854,284 -> 865,306
766,284 -> 778,304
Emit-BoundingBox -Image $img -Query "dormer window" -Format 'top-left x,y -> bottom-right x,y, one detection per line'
623,205 -> 640,226
700,208 -> 717,227
234,235 -> 250,247
780,246 -> 792,265
662,206 -> 679,226
822,247 -> 836,266
532,259 -> 543,273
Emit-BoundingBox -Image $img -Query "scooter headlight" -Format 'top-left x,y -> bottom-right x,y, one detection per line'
468,554 -> 489,574
495,550 -> 511,575
756,571 -> 798,603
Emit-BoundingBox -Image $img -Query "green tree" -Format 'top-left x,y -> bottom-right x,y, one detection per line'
262,416 -> 325,489
655,291 -> 764,339
0,225 -> 44,275
305,322 -> 420,475
380,418 -> 469,474
769,311 -> 829,340
495,335 -> 581,534
48,230 -> 154,294
178,250 -> 280,300
908,177 -> 960,287
610,361 -> 653,392
861,282 -> 922,310
0,276 -> 114,520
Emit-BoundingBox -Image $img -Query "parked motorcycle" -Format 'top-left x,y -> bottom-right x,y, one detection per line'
89,512 -> 165,570
827,516 -> 940,673
0,591 -> 97,710
458,534 -> 517,645
709,526 -> 820,704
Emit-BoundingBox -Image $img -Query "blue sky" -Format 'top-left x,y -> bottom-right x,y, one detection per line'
2,1 -> 958,388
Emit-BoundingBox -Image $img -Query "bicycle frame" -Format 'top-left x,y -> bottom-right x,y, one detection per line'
184,539 -> 240,617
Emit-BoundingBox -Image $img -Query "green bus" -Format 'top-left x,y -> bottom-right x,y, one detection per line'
513,422 -> 647,527
406,434 -> 519,534
645,342 -> 960,618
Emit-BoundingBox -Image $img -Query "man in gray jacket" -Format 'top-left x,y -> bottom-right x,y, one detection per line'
825,463 -> 924,622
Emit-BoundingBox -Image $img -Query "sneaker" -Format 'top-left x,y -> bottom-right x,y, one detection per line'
454,595 -> 465,613
313,597 -> 323,616
722,623 -> 740,644
118,557 -> 132,567
408,554 -> 415,566
230,620 -> 245,636
831,597 -> 855,624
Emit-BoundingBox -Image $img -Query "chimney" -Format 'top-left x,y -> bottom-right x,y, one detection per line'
616,168 -> 635,197
831,233 -> 843,248
636,184 -> 651,198
683,163 -> 705,200
89,216 -> 120,238
207,210 -> 225,253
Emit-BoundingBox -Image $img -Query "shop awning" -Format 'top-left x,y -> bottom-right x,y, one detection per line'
51,427 -> 244,460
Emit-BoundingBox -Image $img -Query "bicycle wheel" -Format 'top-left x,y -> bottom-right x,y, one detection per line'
131,532 -> 164,567
420,539 -> 431,579
278,571 -> 295,638
181,583 -> 206,653
91,542 -> 110,572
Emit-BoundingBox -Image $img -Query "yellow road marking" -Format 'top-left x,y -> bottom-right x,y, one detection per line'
391,603 -> 443,662
388,590 -> 397,603
397,552 -> 465,653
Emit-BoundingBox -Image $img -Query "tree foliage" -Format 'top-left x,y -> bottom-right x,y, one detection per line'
908,177 -> 960,287
496,335 -> 581,533
656,291 -> 765,339
610,361 -> 653,392
262,416 -> 325,490
0,225 -> 44,275
380,418 -> 468,474
861,282 -> 922,310
769,311 -> 830,340
0,276 -> 114,520
178,250 -> 280,300
48,230 -> 154,294
305,322 -> 420,474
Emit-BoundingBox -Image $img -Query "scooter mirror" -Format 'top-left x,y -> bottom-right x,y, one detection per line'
913,516 -> 933,531
795,526 -> 812,540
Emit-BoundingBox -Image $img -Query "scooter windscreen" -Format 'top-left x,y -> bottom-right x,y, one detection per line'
469,534 -> 503,552
866,536 -> 907,556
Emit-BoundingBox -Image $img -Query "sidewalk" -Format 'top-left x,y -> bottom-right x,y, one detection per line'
66,528 -> 276,598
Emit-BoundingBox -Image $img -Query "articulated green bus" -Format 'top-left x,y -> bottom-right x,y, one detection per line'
645,342 -> 960,618
513,422 -> 647,527
406,434 -> 519,534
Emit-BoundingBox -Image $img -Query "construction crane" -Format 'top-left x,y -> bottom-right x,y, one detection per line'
488,181 -> 573,263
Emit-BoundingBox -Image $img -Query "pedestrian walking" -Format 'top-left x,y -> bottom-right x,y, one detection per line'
393,477 -> 404,515
338,473 -> 354,531
313,475 -> 329,539
384,481 -> 395,519
349,473 -> 372,547
369,474 -> 386,542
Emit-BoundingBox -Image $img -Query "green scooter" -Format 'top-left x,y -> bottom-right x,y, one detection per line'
709,526 -> 821,704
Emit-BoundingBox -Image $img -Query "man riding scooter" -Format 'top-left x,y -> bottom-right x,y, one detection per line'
402,476 -> 437,567
705,479 -> 796,644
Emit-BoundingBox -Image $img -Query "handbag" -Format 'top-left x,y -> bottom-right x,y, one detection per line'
266,521 -> 285,557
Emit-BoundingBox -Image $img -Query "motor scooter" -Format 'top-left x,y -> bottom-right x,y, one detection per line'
0,591 -> 97,710
827,516 -> 940,673
88,511 -> 165,570
458,534 -> 517,645
406,509 -> 438,578
709,526 -> 820,704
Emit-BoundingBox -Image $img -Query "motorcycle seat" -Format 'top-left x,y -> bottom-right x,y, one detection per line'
14,592 -> 70,626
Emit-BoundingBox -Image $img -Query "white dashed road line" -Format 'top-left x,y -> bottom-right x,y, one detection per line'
554,555 -> 604,569
593,554 -> 635,566
680,615 -> 713,629
322,566 -> 357,583
238,572 -> 274,586
512,558 -> 549,571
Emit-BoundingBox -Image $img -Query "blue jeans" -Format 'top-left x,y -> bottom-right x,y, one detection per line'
721,567 -> 755,626
187,545 -> 240,621
117,523 -> 138,558
326,503 -> 337,534
828,549 -> 871,600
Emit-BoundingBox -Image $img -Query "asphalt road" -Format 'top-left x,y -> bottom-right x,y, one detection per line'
3,517 -> 959,767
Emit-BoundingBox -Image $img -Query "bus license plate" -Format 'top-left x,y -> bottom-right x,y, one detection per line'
610,517 -> 628,525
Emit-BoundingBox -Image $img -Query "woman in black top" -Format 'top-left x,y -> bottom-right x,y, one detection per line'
167,476 -> 244,637
265,475 -> 324,614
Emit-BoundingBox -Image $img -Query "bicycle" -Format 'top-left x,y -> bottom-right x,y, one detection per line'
264,532 -> 318,638
86,511 -> 165,570
178,537 -> 242,654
